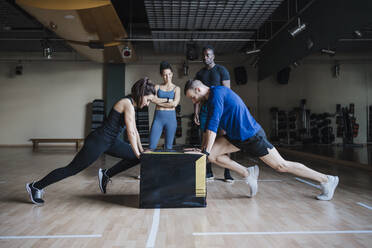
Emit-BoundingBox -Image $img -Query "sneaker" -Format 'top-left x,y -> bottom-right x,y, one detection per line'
244,165 -> 259,197
26,182 -> 44,205
224,169 -> 234,184
206,163 -> 214,181
206,172 -> 214,182
316,175 -> 339,201
98,168 -> 111,194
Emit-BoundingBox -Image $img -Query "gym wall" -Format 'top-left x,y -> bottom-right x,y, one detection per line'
0,61 -> 103,145
256,55 -> 372,144
1,52 -> 370,146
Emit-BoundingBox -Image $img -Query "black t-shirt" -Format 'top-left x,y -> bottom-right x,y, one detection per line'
195,64 -> 230,87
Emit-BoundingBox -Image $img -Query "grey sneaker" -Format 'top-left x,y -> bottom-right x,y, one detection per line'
244,165 -> 259,197
26,182 -> 44,205
316,175 -> 339,201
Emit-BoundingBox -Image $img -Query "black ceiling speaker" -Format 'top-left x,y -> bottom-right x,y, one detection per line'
234,66 -> 247,85
186,43 -> 198,61
277,67 -> 291,84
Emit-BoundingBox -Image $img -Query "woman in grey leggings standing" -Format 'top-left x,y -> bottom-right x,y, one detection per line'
148,61 -> 181,150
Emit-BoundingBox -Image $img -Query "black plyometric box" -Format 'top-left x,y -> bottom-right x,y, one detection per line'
140,152 -> 206,208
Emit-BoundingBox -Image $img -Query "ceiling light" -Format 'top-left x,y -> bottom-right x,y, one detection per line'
245,49 -> 261,55
64,15 -> 75,20
245,42 -> 260,55
321,48 -> 336,56
353,30 -> 362,38
289,18 -> 306,38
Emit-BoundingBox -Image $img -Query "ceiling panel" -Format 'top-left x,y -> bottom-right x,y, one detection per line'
145,0 -> 284,54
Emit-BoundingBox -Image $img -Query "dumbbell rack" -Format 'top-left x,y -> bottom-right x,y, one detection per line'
175,105 -> 182,138
270,110 -> 297,145
335,103 -> 362,147
136,106 -> 150,146
91,99 -> 105,131
187,114 -> 201,146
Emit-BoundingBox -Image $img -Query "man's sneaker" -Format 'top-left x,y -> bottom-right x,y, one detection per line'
316,175 -> 339,201
26,182 -> 44,205
98,168 -> 111,194
244,165 -> 259,197
206,163 -> 214,181
206,171 -> 214,182
224,169 -> 234,184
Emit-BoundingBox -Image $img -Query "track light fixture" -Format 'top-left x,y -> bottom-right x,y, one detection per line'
289,18 -> 306,37
245,42 -> 260,55
321,48 -> 336,56
353,30 -> 362,38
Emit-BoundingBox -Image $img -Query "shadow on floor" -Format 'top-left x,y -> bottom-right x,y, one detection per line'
78,194 -> 139,208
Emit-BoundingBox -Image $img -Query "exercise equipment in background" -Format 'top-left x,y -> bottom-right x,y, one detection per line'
91,99 -> 105,131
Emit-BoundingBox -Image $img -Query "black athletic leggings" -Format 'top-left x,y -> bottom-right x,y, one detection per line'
33,130 -> 139,189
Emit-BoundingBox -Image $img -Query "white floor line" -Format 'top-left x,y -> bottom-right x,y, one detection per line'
193,230 -> 372,236
294,177 -> 321,189
233,179 -> 282,182
146,209 -> 160,248
357,202 -> 372,210
0,234 -> 102,239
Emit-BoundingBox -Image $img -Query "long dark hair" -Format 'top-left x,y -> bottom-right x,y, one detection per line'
159,61 -> 173,75
131,77 -> 156,107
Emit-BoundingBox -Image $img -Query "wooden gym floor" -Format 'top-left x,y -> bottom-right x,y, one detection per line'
0,146 -> 371,248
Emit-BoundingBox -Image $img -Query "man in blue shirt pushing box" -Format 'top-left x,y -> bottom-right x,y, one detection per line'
184,80 -> 339,201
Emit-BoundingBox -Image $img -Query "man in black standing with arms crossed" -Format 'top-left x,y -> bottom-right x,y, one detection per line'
194,45 -> 234,183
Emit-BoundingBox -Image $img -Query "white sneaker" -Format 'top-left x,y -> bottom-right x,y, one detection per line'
316,175 -> 339,201
244,165 -> 259,197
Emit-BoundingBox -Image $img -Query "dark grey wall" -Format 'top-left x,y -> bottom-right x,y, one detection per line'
105,63 -> 126,115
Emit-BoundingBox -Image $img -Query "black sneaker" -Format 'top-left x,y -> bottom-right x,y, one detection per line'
206,172 -> 214,181
206,163 -> 214,181
26,182 -> 44,205
98,168 -> 111,194
224,169 -> 234,184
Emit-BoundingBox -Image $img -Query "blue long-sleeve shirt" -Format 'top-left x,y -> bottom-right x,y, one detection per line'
205,86 -> 261,141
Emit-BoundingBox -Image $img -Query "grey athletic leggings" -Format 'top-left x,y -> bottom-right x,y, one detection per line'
149,110 -> 177,150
